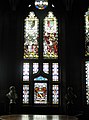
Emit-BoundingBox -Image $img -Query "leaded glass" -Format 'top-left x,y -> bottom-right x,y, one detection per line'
34,76 -> 48,81
52,85 -> 59,104
33,63 -> 39,74
35,0 -> 48,10
22,8 -> 60,106
34,83 -> 47,104
43,63 -> 49,74
43,12 -> 58,59
24,12 -> 39,59
85,8 -> 89,56
52,63 -> 58,81
23,63 -> 29,81
85,61 -> 89,104
23,85 -> 29,104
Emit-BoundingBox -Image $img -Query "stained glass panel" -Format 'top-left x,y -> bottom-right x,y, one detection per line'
43,12 -> 58,59
23,63 -> 29,81
52,85 -> 59,104
24,12 -> 39,59
34,76 -> 48,81
85,8 -> 89,56
33,63 -> 39,74
34,83 -> 47,104
35,0 -> 48,10
43,63 -> 49,74
52,63 -> 58,81
23,85 -> 29,104
85,61 -> 89,104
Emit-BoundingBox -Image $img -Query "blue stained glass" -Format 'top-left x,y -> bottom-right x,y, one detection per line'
35,0 -> 48,10
34,76 -> 48,81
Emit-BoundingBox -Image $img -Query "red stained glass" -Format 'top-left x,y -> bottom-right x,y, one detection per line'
43,12 -> 58,59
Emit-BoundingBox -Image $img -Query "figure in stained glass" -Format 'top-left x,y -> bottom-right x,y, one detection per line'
24,12 -> 39,59
43,12 -> 58,59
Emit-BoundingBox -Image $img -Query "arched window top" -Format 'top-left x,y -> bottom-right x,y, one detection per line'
45,11 -> 55,18
35,0 -> 48,10
85,7 -> 89,16
44,12 -> 58,33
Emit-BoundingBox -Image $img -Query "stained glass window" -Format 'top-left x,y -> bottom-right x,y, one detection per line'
85,61 -> 89,104
34,83 -> 47,104
33,63 -> 39,74
35,0 -> 48,10
23,85 -> 29,104
52,63 -> 58,81
23,8 -> 60,106
43,12 -> 58,59
43,63 -> 49,74
52,85 -> 59,104
24,12 -> 39,59
85,8 -> 89,105
85,8 -> 89,56
23,63 -> 29,81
